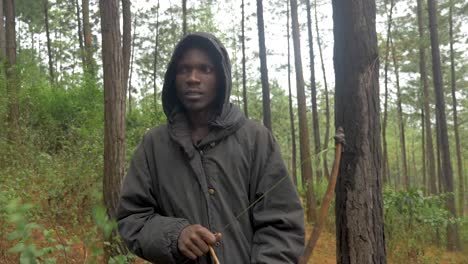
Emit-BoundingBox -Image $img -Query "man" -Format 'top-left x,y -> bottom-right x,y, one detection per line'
117,32 -> 304,264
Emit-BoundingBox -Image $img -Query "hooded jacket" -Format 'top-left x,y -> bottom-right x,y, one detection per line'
117,32 -> 305,264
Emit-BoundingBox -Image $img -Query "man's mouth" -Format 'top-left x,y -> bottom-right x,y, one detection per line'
184,91 -> 203,100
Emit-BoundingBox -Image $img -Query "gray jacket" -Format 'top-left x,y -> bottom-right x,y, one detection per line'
117,32 -> 305,264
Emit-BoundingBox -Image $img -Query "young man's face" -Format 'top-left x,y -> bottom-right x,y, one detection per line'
175,48 -> 217,114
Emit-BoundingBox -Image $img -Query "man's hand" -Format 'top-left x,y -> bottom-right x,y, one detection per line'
178,224 -> 222,260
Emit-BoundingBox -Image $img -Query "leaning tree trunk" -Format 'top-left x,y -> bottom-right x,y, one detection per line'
449,2 -> 464,218
382,0 -> 394,185
99,0 -> 127,260
427,0 -> 460,251
5,0 -> 19,142
314,0 -> 330,180
74,0 -> 85,67
332,0 -> 386,262
182,0 -> 187,35
256,0 -> 272,131
121,0 -> 131,101
286,1 -> 297,186
128,14 -> 137,114
44,0 -> 54,84
241,0 -> 248,118
305,0 -> 322,183
290,0 -> 317,223
391,37 -> 409,190
417,0 -> 437,195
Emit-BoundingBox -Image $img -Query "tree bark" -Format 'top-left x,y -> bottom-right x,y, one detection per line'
82,0 -> 94,74
449,1 -> 464,218
5,0 -> 19,141
305,0 -> 322,183
256,0 -> 272,131
382,0 -> 394,185
44,0 -> 54,84
286,1 -> 297,186
390,37 -> 409,190
290,0 -> 317,222
421,107 -> 427,194
332,0 -> 386,262
128,13 -> 137,114
99,0 -> 127,260
417,0 -> 437,195
241,0 -> 248,118
314,0 -> 330,180
427,0 -> 460,251
74,0 -> 85,67
0,0 -> 6,58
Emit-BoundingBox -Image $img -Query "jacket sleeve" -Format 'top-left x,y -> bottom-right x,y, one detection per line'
249,129 -> 305,264
117,135 -> 190,263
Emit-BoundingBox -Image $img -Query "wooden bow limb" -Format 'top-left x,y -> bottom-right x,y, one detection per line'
299,127 -> 345,264
209,246 -> 220,264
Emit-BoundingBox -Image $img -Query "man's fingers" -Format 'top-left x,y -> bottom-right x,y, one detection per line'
214,232 -> 222,241
186,240 -> 205,257
197,228 -> 217,245
179,244 -> 197,260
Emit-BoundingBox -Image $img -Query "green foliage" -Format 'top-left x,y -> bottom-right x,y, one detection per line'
383,188 -> 461,262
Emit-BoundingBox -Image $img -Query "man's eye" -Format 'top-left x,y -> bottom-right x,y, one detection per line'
201,65 -> 214,74
177,66 -> 190,74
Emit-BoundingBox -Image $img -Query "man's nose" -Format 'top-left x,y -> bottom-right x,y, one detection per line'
187,70 -> 201,83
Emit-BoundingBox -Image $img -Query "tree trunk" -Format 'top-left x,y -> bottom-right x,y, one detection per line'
0,0 -> 6,58
286,1 -> 297,186
382,0 -> 394,185
5,0 -> 19,142
305,0 -> 322,183
182,0 -> 187,36
290,0 -> 317,223
99,0 -> 127,260
82,0 -> 94,74
417,0 -> 437,195
449,1 -> 464,218
256,0 -> 272,131
332,0 -> 386,262
44,0 -> 54,84
390,37 -> 409,190
121,0 -> 131,100
314,0 -> 330,180
153,0 -> 160,111
74,0 -> 85,67
241,0 -> 248,118
421,107 -> 427,193
427,0 -> 460,251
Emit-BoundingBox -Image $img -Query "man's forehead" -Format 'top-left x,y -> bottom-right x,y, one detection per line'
177,47 -> 215,64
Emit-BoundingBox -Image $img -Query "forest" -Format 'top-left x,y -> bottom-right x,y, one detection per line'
0,0 -> 467,263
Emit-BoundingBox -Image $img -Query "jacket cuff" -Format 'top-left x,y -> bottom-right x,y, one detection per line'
170,220 -> 190,262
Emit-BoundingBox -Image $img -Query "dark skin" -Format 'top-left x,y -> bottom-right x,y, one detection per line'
175,47 -> 222,260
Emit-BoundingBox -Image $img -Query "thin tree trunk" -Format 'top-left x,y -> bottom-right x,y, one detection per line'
382,0 -> 394,185
427,0 -> 460,251
290,0 -> 317,223
421,107 -> 427,194
332,0 -> 386,262
182,0 -> 187,36
44,0 -> 54,84
449,1 -> 464,218
391,37 -> 409,190
5,0 -> 19,141
241,0 -> 248,118
82,0 -> 94,74
256,0 -> 272,131
286,1 -> 297,186
153,0 -> 160,111
305,0 -> 322,183
417,0 -> 437,195
315,0 -> 330,180
121,0 -> 131,100
74,0 -> 85,67
128,13 -> 137,114
99,0 -> 127,260
0,0 -> 5,58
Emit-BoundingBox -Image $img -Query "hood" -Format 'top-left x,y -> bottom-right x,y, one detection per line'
162,32 -> 233,120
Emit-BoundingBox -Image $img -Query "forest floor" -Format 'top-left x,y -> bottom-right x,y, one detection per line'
1,218 -> 467,263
